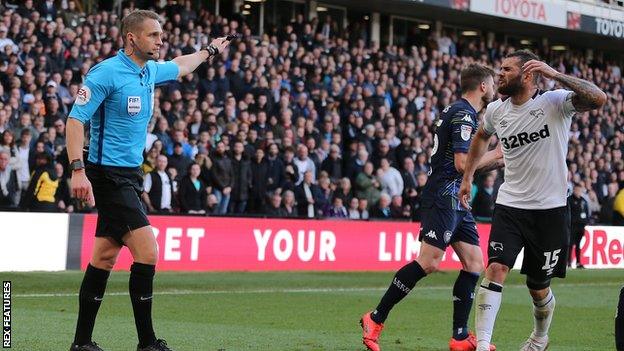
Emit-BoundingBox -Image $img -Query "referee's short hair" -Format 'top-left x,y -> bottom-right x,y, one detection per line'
121,10 -> 161,39
460,63 -> 496,93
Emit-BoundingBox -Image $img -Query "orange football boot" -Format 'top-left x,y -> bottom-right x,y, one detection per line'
449,332 -> 496,351
360,311 -> 384,351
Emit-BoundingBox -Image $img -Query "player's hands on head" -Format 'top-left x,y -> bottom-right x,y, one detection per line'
71,170 -> 96,207
211,36 -> 231,55
522,60 -> 558,79
458,180 -> 472,210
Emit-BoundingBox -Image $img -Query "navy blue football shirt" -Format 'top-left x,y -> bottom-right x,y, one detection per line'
420,98 -> 477,211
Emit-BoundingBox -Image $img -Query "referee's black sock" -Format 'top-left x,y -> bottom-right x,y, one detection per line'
129,262 -> 157,348
452,270 -> 480,340
616,286 -> 624,351
371,261 -> 426,324
74,264 -> 110,345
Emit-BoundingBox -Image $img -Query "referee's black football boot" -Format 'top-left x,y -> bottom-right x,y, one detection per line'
69,341 -> 105,351
137,339 -> 174,351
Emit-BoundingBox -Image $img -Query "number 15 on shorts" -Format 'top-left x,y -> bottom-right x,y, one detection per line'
542,249 -> 561,276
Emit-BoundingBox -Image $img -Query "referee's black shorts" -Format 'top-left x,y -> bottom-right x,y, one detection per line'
487,204 -> 570,281
87,162 -> 150,245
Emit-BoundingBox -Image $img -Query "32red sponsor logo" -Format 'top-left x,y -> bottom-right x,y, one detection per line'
579,228 -> 624,267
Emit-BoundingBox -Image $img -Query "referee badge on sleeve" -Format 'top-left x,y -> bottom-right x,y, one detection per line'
128,96 -> 141,116
460,125 -> 472,141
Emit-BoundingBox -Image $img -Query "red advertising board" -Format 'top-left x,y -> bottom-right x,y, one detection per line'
577,226 -> 624,268
80,215 -> 493,271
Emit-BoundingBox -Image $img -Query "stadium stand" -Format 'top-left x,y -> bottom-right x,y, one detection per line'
0,0 -> 622,225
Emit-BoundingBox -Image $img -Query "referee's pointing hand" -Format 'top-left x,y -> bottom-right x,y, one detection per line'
209,36 -> 232,56
71,169 -> 96,207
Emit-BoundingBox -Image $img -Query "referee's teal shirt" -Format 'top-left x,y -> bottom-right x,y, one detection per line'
69,49 -> 179,167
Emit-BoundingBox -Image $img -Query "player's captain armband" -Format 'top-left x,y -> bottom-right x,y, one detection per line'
562,91 -> 577,117
547,89 -> 576,118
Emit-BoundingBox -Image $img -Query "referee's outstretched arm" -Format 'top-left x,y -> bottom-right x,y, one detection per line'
173,36 -> 232,78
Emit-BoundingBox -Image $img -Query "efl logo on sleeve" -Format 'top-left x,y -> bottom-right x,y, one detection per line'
3,281 -> 10,348
460,125 -> 472,141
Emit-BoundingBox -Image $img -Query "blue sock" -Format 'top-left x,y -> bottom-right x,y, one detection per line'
452,270 -> 480,340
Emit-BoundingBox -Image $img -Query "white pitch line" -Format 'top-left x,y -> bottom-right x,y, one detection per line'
13,281 -> 621,298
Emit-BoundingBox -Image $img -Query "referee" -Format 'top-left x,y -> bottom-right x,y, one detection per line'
67,10 -> 230,351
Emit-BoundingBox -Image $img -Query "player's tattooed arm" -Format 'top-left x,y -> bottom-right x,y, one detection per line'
554,73 -> 607,112
522,60 -> 606,112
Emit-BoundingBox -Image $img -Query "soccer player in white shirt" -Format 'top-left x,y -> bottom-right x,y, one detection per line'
459,50 -> 606,351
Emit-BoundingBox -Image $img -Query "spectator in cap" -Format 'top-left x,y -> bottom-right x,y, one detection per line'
167,142 -> 193,180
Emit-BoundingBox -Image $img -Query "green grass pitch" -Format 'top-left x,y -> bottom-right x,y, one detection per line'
3,269 -> 621,350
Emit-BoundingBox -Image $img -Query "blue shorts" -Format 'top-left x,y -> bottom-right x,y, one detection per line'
419,205 -> 480,250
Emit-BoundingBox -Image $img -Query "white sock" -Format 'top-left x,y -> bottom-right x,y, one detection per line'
475,278 -> 503,351
532,289 -> 555,338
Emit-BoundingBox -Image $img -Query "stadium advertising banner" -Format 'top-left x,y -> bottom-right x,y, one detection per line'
79,214 -> 493,271
0,212 -> 69,271
578,226 -> 624,269
568,13 -> 624,39
78,214 -> 624,271
470,0 -> 567,28
0,213 -> 622,272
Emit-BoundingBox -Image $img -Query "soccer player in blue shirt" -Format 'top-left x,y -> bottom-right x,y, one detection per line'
66,10 -> 231,351
360,64 -> 503,351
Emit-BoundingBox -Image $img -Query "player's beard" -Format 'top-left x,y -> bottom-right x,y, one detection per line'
481,91 -> 494,106
498,73 -> 523,96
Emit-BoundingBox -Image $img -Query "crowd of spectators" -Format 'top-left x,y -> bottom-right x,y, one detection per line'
0,0 -> 623,224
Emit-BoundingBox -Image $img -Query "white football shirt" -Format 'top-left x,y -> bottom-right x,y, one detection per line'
482,89 -> 576,209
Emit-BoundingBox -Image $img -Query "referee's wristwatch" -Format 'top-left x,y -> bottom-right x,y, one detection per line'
70,159 -> 85,172
201,44 -> 219,59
